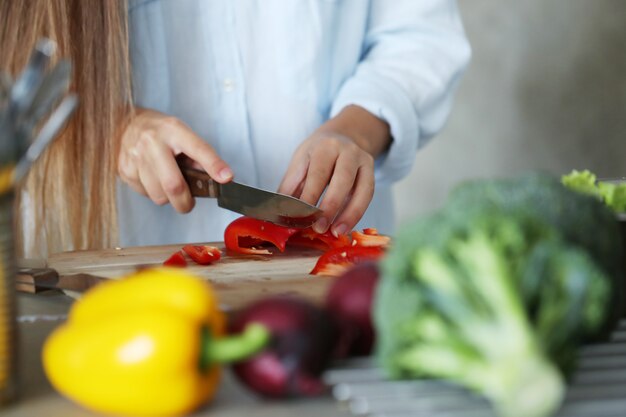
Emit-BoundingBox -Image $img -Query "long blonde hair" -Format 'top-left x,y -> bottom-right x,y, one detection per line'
0,0 -> 131,257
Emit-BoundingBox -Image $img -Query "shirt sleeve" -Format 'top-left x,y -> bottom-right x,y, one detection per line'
330,0 -> 471,185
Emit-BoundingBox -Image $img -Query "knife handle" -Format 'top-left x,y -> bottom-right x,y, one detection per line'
16,267 -> 59,293
179,165 -> 220,198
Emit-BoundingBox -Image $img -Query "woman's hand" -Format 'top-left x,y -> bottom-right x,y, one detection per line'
118,108 -> 233,213
278,105 -> 391,237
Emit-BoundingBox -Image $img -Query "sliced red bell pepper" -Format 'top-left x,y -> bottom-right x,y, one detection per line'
182,244 -> 222,265
351,228 -> 391,248
288,228 -> 351,251
224,217 -> 299,255
310,246 -> 385,277
163,250 -> 187,267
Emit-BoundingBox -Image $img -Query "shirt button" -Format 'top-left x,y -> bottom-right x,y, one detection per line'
223,78 -> 235,92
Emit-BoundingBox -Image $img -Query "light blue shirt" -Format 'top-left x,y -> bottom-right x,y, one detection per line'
119,0 -> 471,246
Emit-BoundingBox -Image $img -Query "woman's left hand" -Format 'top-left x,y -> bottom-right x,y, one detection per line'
278,105 -> 390,237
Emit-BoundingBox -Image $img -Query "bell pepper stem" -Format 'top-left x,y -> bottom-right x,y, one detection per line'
201,323 -> 270,367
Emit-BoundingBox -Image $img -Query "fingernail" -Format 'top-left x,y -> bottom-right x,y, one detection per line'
313,218 -> 328,234
332,223 -> 348,238
218,167 -> 233,181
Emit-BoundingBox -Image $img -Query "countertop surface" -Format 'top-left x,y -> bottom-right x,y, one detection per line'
3,292 -> 348,417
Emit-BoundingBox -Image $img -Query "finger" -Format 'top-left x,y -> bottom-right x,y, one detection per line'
330,163 -> 375,237
147,140 -> 195,213
118,147 -> 139,183
299,149 -> 337,208
124,170 -> 148,197
138,167 -> 167,205
313,153 -> 359,233
161,120 -> 233,184
131,145 -> 168,205
292,180 -> 306,200
124,175 -> 148,197
278,155 -> 309,196
118,148 -> 149,196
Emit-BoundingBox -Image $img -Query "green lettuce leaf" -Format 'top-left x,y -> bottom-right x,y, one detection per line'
561,169 -> 626,213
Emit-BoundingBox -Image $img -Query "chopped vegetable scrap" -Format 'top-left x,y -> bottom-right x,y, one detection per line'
182,244 -> 222,265
163,250 -> 187,267
164,246 -> 221,267
161,217 -> 392,275
351,228 -> 391,248
222,216 -> 391,276
288,227 -> 351,251
310,246 -> 385,277
224,216 -> 299,255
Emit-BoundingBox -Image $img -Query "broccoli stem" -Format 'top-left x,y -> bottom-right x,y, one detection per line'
402,227 -> 566,417
486,351 -> 564,417
396,339 -> 564,417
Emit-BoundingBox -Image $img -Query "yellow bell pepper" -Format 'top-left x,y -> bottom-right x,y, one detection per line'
42,267 -> 268,417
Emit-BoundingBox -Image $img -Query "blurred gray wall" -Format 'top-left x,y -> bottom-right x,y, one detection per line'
393,0 -> 626,228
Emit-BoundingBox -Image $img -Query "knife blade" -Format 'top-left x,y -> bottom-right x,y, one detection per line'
16,267 -> 105,293
180,165 -> 323,228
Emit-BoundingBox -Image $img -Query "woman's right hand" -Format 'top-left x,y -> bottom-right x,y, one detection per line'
118,108 -> 233,213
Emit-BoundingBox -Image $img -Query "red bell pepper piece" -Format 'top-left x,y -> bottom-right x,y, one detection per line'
224,217 -> 299,255
351,228 -> 391,248
182,244 -> 222,265
163,250 -> 187,267
310,246 -> 385,277
289,228 -> 351,251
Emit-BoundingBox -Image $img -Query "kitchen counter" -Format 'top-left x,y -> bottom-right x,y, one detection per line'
3,292 -> 349,417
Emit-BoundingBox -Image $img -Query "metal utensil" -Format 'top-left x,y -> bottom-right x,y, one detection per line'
13,60 -> 72,157
22,60 -> 71,123
0,72 -> 12,110
0,39 -> 56,166
0,73 -> 16,166
179,165 -> 323,228
13,94 -> 78,182
8,38 -> 55,118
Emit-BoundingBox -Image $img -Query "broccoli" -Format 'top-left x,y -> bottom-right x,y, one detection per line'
445,173 -> 624,328
375,173 -> 620,417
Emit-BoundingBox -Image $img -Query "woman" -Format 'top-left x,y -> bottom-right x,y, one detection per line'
121,0 -> 472,248
1,0 -> 470,256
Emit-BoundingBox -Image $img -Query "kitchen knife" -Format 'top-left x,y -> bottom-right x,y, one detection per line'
16,267 -> 105,294
180,165 -> 323,228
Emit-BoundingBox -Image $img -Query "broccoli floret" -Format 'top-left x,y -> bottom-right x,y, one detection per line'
446,173 -> 624,327
522,241 -> 610,373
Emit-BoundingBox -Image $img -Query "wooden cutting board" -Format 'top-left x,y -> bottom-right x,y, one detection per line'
43,243 -> 332,311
